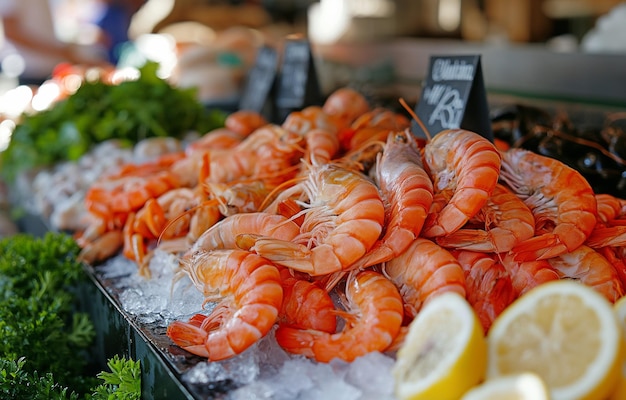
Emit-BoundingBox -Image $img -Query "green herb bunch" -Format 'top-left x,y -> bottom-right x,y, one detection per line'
0,61 -> 226,182
0,233 -> 94,395
0,233 -> 142,399
90,355 -> 141,400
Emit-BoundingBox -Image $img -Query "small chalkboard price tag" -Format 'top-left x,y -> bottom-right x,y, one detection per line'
275,37 -> 322,121
239,45 -> 278,116
411,55 -> 493,142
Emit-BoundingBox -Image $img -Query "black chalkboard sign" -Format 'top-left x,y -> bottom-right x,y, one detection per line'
275,38 -> 322,122
239,45 -> 278,116
411,55 -> 493,142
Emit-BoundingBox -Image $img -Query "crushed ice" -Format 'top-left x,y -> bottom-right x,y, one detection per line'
96,251 -> 397,399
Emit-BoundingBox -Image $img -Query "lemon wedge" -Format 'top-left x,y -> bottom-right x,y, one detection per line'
460,372 -> 549,400
487,280 -> 622,400
392,291 -> 487,400
609,295 -> 626,400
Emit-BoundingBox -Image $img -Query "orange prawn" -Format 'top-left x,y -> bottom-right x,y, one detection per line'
304,128 -> 340,166
185,212 -> 301,257
383,238 -> 466,318
547,245 -> 624,303
85,163 -> 182,221
282,106 -> 340,137
350,129 -> 433,270
346,108 -> 411,151
595,193 -> 626,225
224,109 -> 268,137
499,148 -> 597,261
279,269 -> 337,333
322,87 -> 370,130
421,129 -> 501,238
500,253 -> 560,297
240,162 -> 386,276
166,249 -> 283,361
77,230 -> 124,265
435,183 -> 535,253
123,187 -> 222,276
598,246 -> 626,289
184,128 -> 244,157
452,250 -> 516,333
274,269 -> 403,363
181,125 -> 304,186
205,180 -> 274,217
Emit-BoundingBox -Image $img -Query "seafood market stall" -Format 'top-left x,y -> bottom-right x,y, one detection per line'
3,36 -> 626,400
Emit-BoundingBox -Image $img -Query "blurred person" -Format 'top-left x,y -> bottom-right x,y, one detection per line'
92,0 -> 146,64
0,0 -> 107,86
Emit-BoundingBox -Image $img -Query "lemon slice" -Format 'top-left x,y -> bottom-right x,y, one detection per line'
392,291 -> 487,400
460,372 -> 549,400
487,280 -> 622,400
609,295 -> 626,400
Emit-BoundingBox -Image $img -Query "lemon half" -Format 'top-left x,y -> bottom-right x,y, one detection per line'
487,280 -> 622,400
460,372 -> 549,400
392,291 -> 487,400
609,295 -> 626,400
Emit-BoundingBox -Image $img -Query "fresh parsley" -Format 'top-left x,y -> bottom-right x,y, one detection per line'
0,61 -> 226,182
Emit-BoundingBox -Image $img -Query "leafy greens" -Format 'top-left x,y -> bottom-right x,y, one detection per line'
0,61 -> 226,182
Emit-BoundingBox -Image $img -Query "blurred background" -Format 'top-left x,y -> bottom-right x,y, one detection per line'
0,0 -> 624,123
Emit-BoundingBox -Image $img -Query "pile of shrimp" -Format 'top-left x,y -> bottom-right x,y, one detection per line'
74,87 -> 626,364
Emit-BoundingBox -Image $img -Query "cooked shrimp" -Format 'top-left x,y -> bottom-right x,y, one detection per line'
322,87 -> 370,130
77,230 -> 124,265
279,269 -> 337,333
180,125 -> 304,187
346,108 -> 411,151
185,212 -> 301,257
205,180 -> 273,216
499,148 -> 597,261
166,249 -> 283,361
80,154 -> 185,260
224,109 -> 268,137
547,245 -> 624,302
597,246 -> 626,291
351,107 -> 411,132
282,106 -> 339,137
421,129 -> 501,238
585,225 -> 626,248
184,128 -> 244,157
436,183 -> 535,253
241,163 -> 385,276
304,128 -> 340,166
124,186 -> 222,276
274,269 -> 403,363
452,250 -> 516,333
500,253 -> 560,297
595,193 -> 626,225
86,150 -> 185,216
350,130 -> 433,270
383,238 -> 466,318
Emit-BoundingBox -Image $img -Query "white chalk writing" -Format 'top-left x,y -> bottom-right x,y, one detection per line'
427,85 -> 464,128
432,59 -> 474,82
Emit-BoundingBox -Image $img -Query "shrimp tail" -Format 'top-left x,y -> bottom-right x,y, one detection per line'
586,226 -> 626,248
238,235 -> 309,263
348,242 -> 399,271
280,276 -> 337,333
274,326 -> 321,360
240,236 -> 344,276
166,319 -> 210,358
436,229 -> 498,252
510,233 -> 571,262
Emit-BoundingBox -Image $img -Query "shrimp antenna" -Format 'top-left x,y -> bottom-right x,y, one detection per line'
157,198 -> 219,245
258,173 -> 307,211
399,98 -> 432,142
